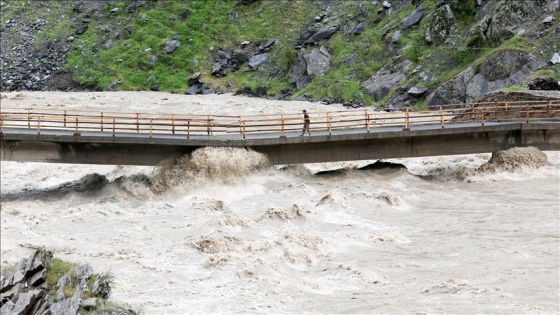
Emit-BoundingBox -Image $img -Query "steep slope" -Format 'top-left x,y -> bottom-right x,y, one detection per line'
1,0 -> 559,108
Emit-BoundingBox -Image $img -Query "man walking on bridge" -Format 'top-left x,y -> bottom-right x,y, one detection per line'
300,110 -> 311,136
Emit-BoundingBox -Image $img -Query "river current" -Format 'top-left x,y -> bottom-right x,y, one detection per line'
0,92 -> 558,314
1,147 -> 558,314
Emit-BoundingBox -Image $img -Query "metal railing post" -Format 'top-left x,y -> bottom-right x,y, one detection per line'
547,101 -> 551,116
187,120 -> 190,139
0,115 -> 3,133
481,108 -> 485,126
242,121 -> 246,140
27,109 -> 31,129
239,116 -> 242,135
172,115 -> 175,134
136,113 -> 140,133
526,104 -> 529,123
440,106 -> 445,128
112,118 -> 115,137
405,107 -> 410,129
64,110 -> 67,127
281,114 -> 285,137
100,112 -> 104,132
207,115 -> 211,135
75,117 -> 79,133
505,102 -> 509,118
37,116 -> 41,135
366,114 -> 370,133
149,119 -> 153,138
328,113 -> 332,135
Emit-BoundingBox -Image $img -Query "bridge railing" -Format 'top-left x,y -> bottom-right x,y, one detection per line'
1,100 -> 559,138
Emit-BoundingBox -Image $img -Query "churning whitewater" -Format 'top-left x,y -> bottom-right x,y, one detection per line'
0,92 -> 559,314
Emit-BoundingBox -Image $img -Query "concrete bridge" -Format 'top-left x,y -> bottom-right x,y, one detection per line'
1,100 -> 559,165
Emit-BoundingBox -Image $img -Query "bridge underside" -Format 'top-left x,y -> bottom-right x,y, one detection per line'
1,123 -> 559,165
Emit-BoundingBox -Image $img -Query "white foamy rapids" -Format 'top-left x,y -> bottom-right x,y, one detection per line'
150,147 -> 269,193
389,147 -> 559,183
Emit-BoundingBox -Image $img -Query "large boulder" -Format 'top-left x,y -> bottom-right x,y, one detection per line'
287,49 -> 311,89
362,69 -> 407,101
304,46 -> 331,77
470,0 -> 549,47
427,50 -> 546,105
425,4 -> 457,44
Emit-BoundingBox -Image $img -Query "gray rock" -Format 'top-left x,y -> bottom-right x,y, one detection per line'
408,87 -> 428,96
161,39 -> 181,53
249,53 -> 268,69
425,4 -> 456,45
76,24 -> 88,35
146,55 -> 156,64
10,290 -> 44,315
188,72 -> 202,86
551,52 -> 560,64
401,7 -> 425,29
382,1 -> 391,8
353,22 -> 365,34
211,63 -> 222,76
287,49 -> 310,89
236,49 -> 249,63
485,1 -> 547,47
303,25 -> 339,45
427,50 -> 546,104
0,301 -> 15,315
104,39 -> 113,49
543,16 -> 555,24
362,69 -> 407,101
187,84 -> 199,95
391,30 -> 401,43
241,40 -> 250,46
304,46 -> 331,77
81,298 -> 99,310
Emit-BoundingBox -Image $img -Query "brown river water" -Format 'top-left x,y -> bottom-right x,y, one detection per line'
0,92 -> 558,314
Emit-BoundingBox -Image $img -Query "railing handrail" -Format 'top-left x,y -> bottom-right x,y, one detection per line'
1,100 -> 558,137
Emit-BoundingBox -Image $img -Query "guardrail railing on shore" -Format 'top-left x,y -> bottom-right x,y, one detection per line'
1,100 -> 559,139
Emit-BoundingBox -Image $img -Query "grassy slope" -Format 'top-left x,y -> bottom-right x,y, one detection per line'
2,0 -> 559,104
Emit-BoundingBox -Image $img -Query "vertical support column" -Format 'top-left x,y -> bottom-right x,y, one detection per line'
440,106 -> 445,128
27,109 -> 31,129
75,118 -> 79,134
281,114 -> 285,137
242,121 -> 246,140
136,113 -> 140,133
150,119 -> 153,138
112,118 -> 116,137
172,114 -> 175,134
526,104 -> 529,123
0,115 -> 3,134
64,110 -> 67,128
366,113 -> 370,133
187,120 -> 190,139
101,112 -> 104,132
37,116 -> 41,135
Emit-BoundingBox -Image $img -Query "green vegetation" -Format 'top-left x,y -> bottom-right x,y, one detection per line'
46,257 -> 79,288
2,0 -> 557,106
501,85 -> 527,93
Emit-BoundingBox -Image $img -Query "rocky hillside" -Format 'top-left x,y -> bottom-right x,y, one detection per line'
1,0 -> 559,108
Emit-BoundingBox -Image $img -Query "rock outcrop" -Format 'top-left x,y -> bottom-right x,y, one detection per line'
427,50 -> 547,105
0,250 -> 135,315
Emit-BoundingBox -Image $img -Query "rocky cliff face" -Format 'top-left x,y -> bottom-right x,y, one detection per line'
1,0 -> 559,107
0,249 -> 134,315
